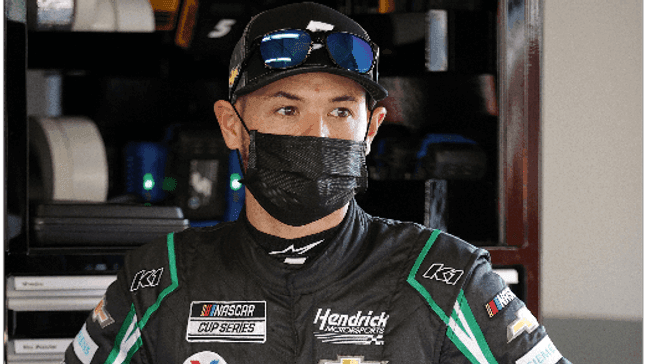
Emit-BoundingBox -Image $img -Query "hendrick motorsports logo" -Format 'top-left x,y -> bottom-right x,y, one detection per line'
313,308 -> 389,346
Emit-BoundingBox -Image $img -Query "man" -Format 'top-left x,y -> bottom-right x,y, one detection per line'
65,2 -> 570,364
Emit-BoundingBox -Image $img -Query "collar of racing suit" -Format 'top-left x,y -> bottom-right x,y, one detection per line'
242,215 -> 341,267
230,199 -> 371,295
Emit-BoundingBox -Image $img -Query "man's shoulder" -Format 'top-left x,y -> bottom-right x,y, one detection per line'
356,214 -> 491,325
365,213 -> 485,262
365,214 -> 432,241
123,221 -> 238,271
402,228 -> 491,320
422,230 -> 487,264
172,221 -> 238,247
118,222 -> 239,306
404,229 -> 487,284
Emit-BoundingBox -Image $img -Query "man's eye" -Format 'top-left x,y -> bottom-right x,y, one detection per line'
277,106 -> 297,116
330,108 -> 351,117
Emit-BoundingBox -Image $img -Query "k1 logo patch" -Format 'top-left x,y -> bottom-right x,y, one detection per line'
183,351 -> 228,364
186,301 -> 266,343
130,267 -> 164,292
422,263 -> 464,285
318,356 -> 388,364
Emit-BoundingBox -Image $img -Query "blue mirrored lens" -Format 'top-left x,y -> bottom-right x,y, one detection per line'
326,33 -> 374,73
260,30 -> 311,68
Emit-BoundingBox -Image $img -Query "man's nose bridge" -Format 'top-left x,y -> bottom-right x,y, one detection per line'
303,111 -> 329,138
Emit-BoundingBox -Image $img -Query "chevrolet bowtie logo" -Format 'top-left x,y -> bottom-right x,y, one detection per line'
507,307 -> 539,342
422,263 -> 464,285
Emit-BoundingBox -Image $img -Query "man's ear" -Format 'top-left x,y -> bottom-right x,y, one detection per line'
214,99 -> 246,151
365,106 -> 387,155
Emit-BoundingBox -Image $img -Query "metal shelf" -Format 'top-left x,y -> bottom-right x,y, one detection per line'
7,275 -> 116,311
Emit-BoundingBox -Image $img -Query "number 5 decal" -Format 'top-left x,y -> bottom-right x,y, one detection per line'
208,19 -> 236,38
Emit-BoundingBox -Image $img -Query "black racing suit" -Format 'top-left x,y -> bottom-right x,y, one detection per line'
64,200 -> 571,364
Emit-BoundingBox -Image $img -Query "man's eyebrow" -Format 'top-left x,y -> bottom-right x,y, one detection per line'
264,92 -> 359,103
268,91 -> 302,101
330,95 -> 358,103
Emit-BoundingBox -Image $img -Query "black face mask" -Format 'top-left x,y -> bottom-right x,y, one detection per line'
242,130 -> 369,226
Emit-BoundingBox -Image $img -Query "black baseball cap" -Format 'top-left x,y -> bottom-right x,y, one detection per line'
228,2 -> 388,105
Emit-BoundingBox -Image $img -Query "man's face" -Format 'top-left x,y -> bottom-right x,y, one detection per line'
215,71 -> 386,168
237,72 -> 371,142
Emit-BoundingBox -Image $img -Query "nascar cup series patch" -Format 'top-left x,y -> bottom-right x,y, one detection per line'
186,301 -> 266,343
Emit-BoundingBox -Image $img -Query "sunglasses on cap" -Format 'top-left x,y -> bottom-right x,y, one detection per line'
231,28 -> 379,92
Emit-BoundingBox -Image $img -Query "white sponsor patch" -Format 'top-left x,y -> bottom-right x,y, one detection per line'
515,336 -> 563,364
306,20 -> 334,32
73,324 -> 98,364
186,301 -> 266,343
183,351 -> 228,364
284,257 -> 308,265
313,308 -> 389,345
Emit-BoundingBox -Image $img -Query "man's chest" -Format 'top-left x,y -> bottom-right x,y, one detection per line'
144,269 -> 441,364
